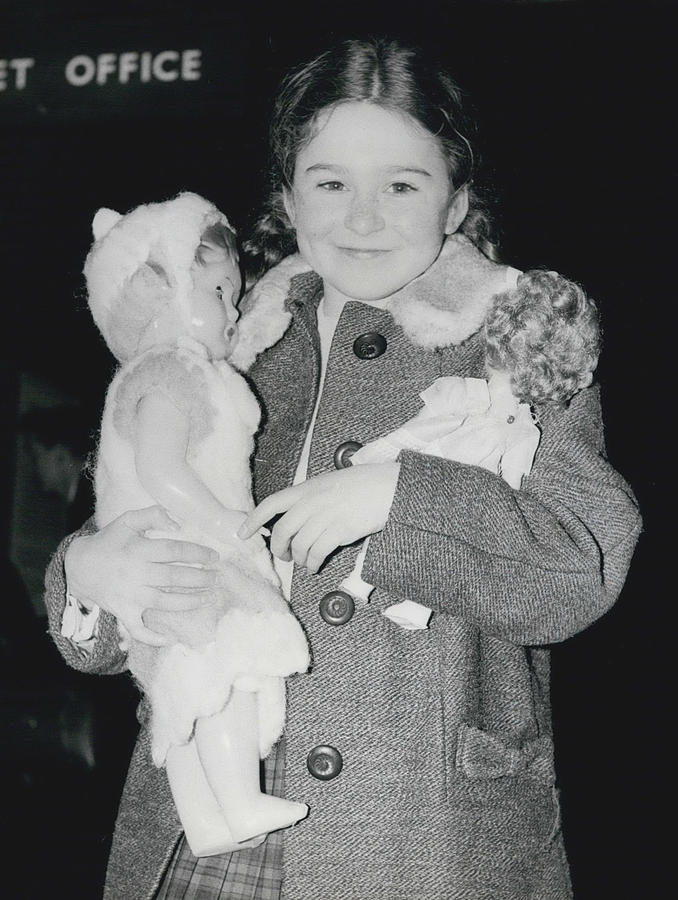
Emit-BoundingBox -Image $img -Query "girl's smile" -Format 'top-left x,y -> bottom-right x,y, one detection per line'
284,101 -> 468,308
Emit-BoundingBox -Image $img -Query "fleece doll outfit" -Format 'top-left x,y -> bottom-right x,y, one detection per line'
44,232 -> 642,900
84,193 -> 308,768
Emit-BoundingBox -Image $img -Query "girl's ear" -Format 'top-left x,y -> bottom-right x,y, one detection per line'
444,185 -> 470,235
92,207 -> 122,240
282,188 -> 296,228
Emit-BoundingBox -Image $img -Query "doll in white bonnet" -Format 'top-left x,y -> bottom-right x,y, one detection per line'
84,192 -> 309,856
339,264 -> 602,621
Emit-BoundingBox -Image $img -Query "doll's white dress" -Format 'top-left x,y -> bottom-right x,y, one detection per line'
341,374 -> 541,617
94,336 -> 309,766
351,373 -> 540,488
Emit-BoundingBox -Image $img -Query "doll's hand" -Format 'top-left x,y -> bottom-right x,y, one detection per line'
64,506 -> 220,647
238,464 -> 400,574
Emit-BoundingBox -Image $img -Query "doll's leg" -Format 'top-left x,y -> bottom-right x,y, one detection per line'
194,687 -> 308,843
165,738 -> 265,857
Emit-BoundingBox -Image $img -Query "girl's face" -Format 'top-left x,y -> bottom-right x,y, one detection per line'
188,246 -> 241,359
284,101 -> 468,304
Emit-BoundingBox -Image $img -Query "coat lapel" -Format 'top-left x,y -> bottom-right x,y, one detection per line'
249,273 -> 323,503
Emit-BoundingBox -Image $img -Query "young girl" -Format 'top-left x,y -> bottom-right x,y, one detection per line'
45,39 -> 641,900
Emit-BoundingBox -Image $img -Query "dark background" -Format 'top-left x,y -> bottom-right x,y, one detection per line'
1,1 -> 673,897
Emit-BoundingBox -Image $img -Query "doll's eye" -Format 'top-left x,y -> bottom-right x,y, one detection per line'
216,285 -> 224,299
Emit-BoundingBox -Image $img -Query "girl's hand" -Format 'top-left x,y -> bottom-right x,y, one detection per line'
238,464 -> 400,574
64,506 -> 220,647
216,508 -> 267,555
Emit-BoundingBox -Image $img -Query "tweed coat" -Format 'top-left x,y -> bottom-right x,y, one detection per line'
45,264 -> 641,900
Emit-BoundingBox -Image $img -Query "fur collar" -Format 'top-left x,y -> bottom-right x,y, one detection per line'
388,234 -> 519,349
229,233 -> 519,371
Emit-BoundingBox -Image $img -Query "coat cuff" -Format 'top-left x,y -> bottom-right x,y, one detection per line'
44,522 -> 128,674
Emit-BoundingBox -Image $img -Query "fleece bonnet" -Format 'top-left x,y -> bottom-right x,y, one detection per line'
84,192 -> 233,362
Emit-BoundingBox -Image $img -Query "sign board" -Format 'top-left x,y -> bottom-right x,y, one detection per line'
1,14 -> 254,122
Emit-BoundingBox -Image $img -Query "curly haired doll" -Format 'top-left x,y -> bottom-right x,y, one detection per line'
84,192 -> 309,856
339,266 -> 601,621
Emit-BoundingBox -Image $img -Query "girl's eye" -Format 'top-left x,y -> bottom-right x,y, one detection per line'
318,181 -> 346,192
388,182 -> 417,194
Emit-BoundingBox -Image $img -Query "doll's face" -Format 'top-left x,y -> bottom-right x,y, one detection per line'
187,244 -> 241,359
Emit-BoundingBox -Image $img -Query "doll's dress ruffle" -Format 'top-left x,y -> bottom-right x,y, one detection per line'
342,375 -> 541,626
94,338 -> 309,767
351,374 -> 540,490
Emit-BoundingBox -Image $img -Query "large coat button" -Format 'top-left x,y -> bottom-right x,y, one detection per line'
319,590 -> 355,626
353,332 -> 387,360
307,745 -> 343,781
333,440 -> 363,469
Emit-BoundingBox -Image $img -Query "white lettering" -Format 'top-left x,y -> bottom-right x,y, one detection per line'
152,50 -> 179,82
140,51 -> 152,83
61,49 -> 204,89
96,53 -> 117,85
181,49 -> 201,82
0,57 -> 35,91
65,55 -> 96,86
9,58 -> 35,89
118,52 -> 139,84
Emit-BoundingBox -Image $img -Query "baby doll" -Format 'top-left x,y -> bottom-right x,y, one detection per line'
340,266 -> 601,621
83,192 -> 309,855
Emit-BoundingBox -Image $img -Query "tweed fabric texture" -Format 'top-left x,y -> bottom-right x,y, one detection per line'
43,268 -> 641,900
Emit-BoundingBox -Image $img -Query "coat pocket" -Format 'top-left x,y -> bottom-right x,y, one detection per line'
455,723 -> 555,787
444,725 -> 566,898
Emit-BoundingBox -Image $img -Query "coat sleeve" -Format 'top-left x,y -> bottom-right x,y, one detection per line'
362,384 -> 641,645
44,521 -> 128,675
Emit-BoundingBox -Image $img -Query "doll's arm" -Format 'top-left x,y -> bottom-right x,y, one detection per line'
134,390 -> 262,550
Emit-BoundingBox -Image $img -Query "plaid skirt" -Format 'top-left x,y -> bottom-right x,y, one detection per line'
154,743 -> 285,900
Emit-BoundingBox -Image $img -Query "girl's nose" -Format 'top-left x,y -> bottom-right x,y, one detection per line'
344,195 -> 385,235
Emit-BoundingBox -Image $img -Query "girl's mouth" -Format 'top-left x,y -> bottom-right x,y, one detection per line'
339,248 -> 391,260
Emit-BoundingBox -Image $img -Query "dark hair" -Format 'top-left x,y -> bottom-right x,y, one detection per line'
196,222 -> 239,267
244,38 -> 498,279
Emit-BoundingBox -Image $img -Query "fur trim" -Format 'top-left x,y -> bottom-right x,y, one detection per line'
388,233 -> 520,348
230,236 -> 519,364
148,605 -> 309,765
229,254 -> 311,371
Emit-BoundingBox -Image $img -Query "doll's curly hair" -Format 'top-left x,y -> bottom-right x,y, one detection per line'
483,270 -> 601,406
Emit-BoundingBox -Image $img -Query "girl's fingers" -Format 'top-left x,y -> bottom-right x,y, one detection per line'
306,529 -> 342,575
150,563 -> 217,591
126,613 -> 170,647
268,497 -> 323,560
147,538 -> 219,565
148,591 -> 215,612
238,486 -> 304,538
289,518 -> 330,569
120,505 -> 179,533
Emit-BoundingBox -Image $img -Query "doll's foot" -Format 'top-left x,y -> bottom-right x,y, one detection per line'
225,796 -> 308,843
186,830 -> 266,858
